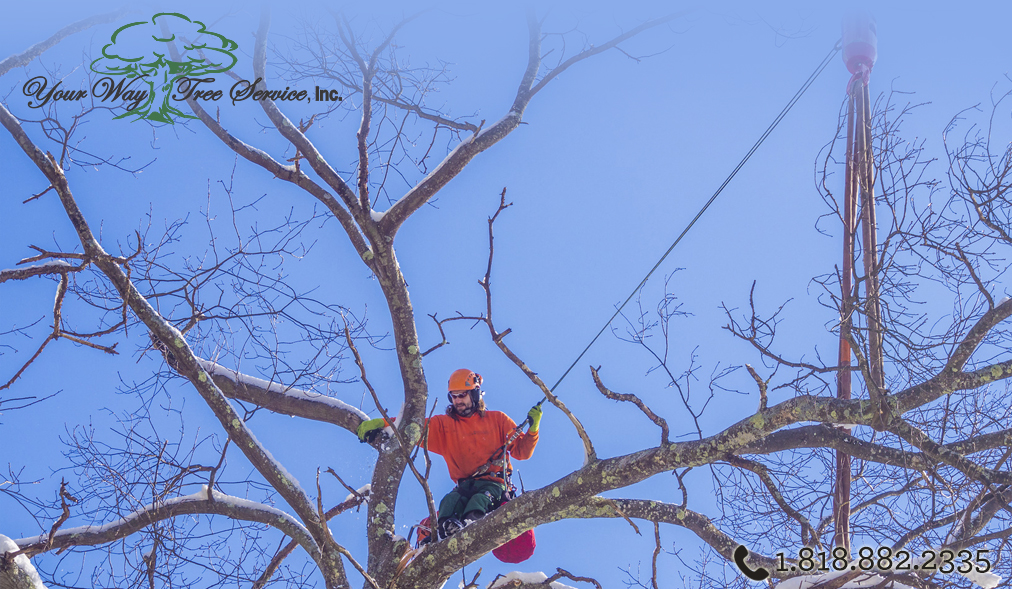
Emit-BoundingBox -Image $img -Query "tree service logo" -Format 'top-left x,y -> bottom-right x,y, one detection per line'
21,12 -> 336,123
91,13 -> 238,123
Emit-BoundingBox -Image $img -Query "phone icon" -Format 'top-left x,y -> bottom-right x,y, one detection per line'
734,545 -> 770,581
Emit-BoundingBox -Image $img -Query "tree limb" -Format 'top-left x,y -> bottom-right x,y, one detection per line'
14,489 -> 320,565
194,357 -> 367,434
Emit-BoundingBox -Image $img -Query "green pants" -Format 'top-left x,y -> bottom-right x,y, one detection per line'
438,479 -> 505,521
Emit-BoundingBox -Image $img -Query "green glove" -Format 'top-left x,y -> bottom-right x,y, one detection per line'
527,404 -> 543,433
357,417 -> 387,443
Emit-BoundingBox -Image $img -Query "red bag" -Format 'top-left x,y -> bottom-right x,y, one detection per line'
492,529 -> 536,563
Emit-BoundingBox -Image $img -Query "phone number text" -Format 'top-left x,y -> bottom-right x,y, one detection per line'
775,547 -> 992,574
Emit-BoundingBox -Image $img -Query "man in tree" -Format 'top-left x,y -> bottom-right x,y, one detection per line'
357,369 -> 542,540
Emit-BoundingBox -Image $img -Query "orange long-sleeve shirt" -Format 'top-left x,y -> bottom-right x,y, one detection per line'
422,411 -> 538,483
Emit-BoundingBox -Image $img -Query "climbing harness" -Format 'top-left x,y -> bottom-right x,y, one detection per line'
466,399 -> 543,487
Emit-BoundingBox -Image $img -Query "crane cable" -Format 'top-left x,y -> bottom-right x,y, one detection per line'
544,40 -> 843,399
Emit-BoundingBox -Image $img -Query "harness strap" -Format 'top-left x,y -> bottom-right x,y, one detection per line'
468,421 -> 526,480
461,448 -> 511,483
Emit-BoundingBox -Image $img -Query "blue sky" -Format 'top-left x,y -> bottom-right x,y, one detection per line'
2,1 -> 1011,587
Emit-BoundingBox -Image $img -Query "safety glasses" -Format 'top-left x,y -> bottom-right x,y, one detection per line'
449,391 -> 470,400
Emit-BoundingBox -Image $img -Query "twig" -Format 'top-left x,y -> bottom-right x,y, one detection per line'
544,568 -> 604,589
461,568 -> 482,588
0,391 -> 60,411
23,185 -> 54,204
745,364 -> 769,412
422,312 -> 450,356
325,467 -> 360,499
0,333 -> 56,390
206,438 -> 230,496
603,498 -> 640,535
316,469 -> 326,533
1,260 -> 86,283
58,334 -> 118,354
45,480 -> 77,549
591,366 -> 669,445
650,522 -> 661,589
674,469 -> 690,508
955,243 -> 995,309
473,188 -> 597,461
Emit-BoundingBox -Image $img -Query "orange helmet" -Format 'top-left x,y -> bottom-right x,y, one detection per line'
447,369 -> 484,415
448,369 -> 482,392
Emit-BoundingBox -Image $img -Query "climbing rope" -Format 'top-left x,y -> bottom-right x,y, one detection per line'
546,40 -> 843,397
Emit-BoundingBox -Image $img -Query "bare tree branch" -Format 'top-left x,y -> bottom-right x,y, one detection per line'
14,490 -> 320,564
591,366 -> 669,445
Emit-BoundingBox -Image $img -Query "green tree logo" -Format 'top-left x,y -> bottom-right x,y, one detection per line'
91,13 -> 238,123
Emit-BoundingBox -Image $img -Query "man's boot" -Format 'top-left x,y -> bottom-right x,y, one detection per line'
438,517 -> 464,540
